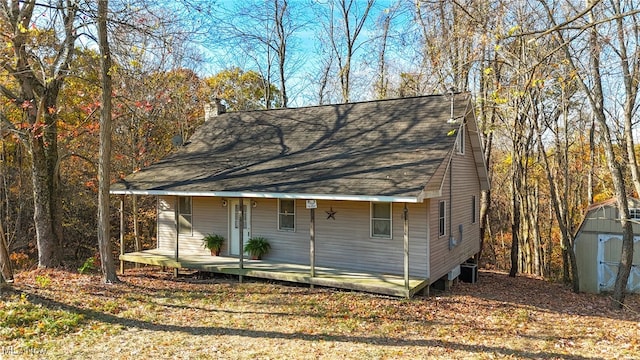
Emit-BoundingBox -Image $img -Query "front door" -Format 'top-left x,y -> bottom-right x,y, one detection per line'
230,199 -> 251,256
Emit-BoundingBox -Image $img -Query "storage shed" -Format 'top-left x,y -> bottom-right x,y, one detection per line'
574,198 -> 640,293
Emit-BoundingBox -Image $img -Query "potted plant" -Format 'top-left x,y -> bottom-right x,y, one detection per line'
203,233 -> 225,256
244,236 -> 271,260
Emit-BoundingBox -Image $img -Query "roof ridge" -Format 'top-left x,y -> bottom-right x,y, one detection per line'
220,92 -> 471,114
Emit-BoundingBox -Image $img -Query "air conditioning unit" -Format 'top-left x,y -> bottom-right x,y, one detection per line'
447,265 -> 461,280
460,263 -> 478,283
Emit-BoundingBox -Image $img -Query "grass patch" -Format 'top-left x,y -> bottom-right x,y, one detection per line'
0,293 -> 84,340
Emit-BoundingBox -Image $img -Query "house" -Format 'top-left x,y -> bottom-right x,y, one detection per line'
111,93 -> 489,297
574,198 -> 640,293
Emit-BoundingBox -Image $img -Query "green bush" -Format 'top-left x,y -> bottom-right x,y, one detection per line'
203,234 -> 225,255
244,236 -> 271,260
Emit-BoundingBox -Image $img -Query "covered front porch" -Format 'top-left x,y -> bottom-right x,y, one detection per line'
120,249 -> 430,298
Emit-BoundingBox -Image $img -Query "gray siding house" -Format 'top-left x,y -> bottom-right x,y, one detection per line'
574,198 -> 640,293
111,93 -> 489,297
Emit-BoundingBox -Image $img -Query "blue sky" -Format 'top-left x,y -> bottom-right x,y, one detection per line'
194,0 -> 414,106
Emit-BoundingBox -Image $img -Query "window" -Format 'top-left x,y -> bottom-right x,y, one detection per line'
439,200 -> 446,237
178,196 -> 192,235
278,199 -> 295,231
371,202 -> 392,238
457,124 -> 465,154
471,195 -> 477,224
630,208 -> 640,220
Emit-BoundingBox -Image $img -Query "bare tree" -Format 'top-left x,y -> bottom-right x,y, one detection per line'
610,0 -> 640,199
0,0 -> 82,267
96,0 -> 118,283
0,216 -> 13,283
318,0 -> 375,103
373,2 -> 403,99
209,0 -> 305,108
541,0 -> 634,307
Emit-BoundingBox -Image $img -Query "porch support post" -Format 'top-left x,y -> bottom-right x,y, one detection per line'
403,203 -> 410,296
174,196 -> 179,278
310,207 -> 315,288
239,198 -> 244,283
120,195 -> 125,274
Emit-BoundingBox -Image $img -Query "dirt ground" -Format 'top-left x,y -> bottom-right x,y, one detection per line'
1,267 -> 639,359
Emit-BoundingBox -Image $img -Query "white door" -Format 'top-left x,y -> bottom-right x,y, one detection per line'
598,234 -> 640,293
230,199 -> 251,256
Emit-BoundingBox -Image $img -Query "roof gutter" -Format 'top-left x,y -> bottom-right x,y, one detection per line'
109,189 -> 424,203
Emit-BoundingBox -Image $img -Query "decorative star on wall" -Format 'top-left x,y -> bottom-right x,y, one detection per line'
326,207 -> 337,220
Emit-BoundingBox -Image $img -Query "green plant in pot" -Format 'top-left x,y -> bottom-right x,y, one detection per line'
244,236 -> 271,260
203,233 -> 225,256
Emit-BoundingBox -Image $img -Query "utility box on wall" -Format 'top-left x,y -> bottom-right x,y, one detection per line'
460,263 -> 478,283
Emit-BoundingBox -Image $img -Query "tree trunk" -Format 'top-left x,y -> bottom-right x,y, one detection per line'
509,223 -> 519,277
31,97 -> 63,268
275,0 -> 289,108
541,0 -> 631,305
375,7 -> 391,99
509,173 -> 520,277
1,0 -> 79,269
611,0 -> 640,198
585,2 -> 633,307
97,0 -> 118,283
588,117 -> 595,205
0,215 -> 13,282
477,45 -> 495,265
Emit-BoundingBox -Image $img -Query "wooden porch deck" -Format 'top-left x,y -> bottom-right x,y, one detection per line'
120,249 -> 430,298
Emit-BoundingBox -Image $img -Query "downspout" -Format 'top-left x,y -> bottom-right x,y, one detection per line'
449,155 -> 454,250
239,198 -> 244,283
403,203 -> 409,297
119,195 -> 124,274
310,206 -> 316,288
174,197 -> 179,277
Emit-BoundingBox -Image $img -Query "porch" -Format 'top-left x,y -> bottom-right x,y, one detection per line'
120,249 -> 430,298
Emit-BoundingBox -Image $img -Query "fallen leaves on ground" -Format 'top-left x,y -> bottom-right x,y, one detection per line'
1,268 -> 638,359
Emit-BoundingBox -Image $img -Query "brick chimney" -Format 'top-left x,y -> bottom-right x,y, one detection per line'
204,98 -> 226,122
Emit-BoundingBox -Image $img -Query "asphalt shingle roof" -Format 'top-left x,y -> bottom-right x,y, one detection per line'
111,94 -> 474,200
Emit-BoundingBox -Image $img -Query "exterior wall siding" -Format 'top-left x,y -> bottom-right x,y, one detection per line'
157,196 -> 430,277
157,196 -> 229,256
251,199 -> 430,277
429,126 -> 482,282
575,231 -> 598,293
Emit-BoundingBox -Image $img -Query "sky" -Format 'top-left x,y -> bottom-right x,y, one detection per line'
191,0 -> 415,107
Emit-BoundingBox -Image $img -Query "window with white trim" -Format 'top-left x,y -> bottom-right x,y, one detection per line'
439,200 -> 446,237
178,196 -> 192,235
278,199 -> 295,231
371,202 -> 392,238
630,208 -> 640,220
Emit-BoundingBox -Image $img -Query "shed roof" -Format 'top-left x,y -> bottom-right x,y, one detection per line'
574,197 -> 640,236
111,93 -> 488,202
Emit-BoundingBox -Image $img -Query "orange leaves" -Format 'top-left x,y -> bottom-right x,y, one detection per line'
21,100 -> 33,109
134,100 -> 154,112
82,101 -> 101,115
84,180 -> 96,190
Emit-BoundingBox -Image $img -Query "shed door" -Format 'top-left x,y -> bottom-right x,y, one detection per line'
597,234 -> 640,293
